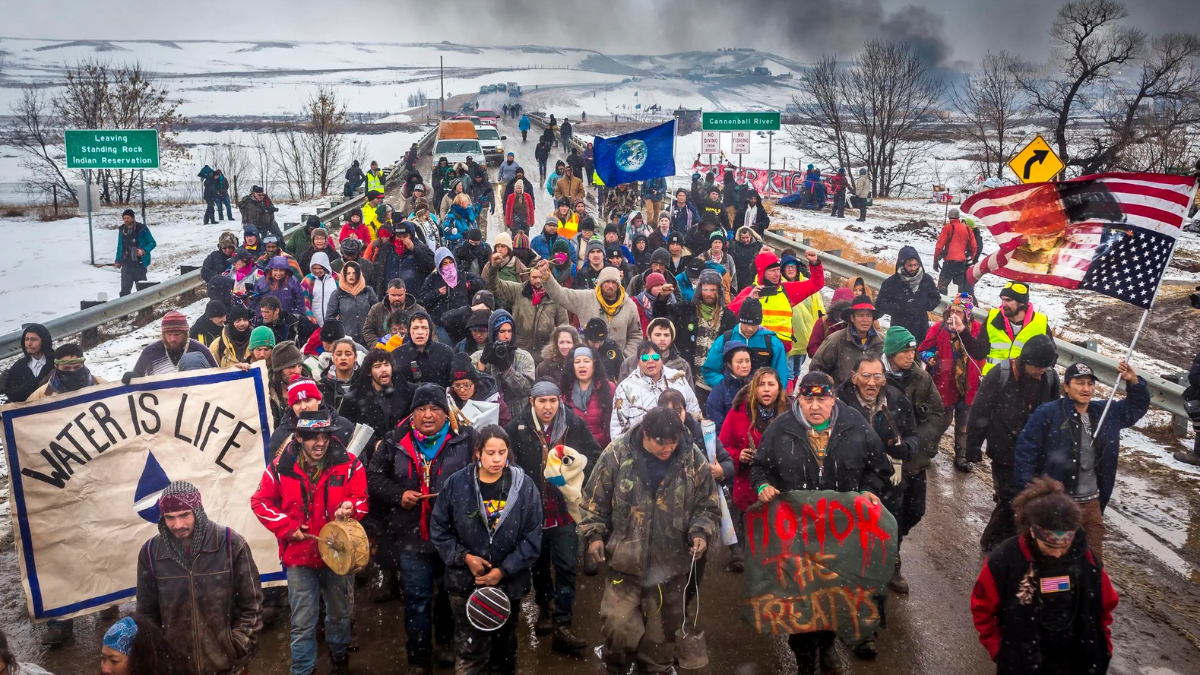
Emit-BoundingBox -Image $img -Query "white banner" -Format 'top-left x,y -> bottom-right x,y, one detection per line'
1,364 -> 282,621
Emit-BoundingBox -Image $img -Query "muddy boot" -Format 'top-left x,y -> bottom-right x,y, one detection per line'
1174,447 -> 1200,466
888,555 -> 910,595
852,639 -> 877,660
552,624 -> 587,655
727,542 -> 745,574
98,605 -> 120,621
41,620 -> 73,647
819,642 -> 847,673
535,604 -> 554,636
436,642 -> 455,669
330,653 -> 350,675
953,427 -> 973,473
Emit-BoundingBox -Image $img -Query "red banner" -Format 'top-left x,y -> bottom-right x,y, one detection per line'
694,163 -> 818,198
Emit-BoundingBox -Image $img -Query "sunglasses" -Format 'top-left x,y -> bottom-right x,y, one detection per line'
1004,281 -> 1029,294
639,353 -> 662,362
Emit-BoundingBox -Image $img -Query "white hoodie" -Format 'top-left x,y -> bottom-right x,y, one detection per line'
305,252 -> 338,326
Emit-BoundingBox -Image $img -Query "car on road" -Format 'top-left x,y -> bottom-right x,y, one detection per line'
474,109 -> 499,126
475,124 -> 506,166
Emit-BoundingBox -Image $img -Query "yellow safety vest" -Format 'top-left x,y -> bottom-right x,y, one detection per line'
366,170 -> 385,195
759,288 -> 795,343
982,308 -> 1049,375
362,203 -> 381,241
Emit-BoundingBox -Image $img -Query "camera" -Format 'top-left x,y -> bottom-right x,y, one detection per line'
492,342 -> 510,360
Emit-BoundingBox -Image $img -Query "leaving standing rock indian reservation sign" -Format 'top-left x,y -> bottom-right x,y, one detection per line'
65,129 -> 160,170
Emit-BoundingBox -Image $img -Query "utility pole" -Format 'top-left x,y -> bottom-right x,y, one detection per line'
440,56 -> 445,119
767,131 -> 775,173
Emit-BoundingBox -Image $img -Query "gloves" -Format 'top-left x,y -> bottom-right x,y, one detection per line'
932,258 -> 941,272
890,458 -> 905,486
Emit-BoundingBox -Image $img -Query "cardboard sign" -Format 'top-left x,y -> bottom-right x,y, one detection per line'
742,491 -> 897,642
1,365 -> 282,621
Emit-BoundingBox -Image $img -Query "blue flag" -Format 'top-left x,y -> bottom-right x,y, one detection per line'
592,120 -> 676,185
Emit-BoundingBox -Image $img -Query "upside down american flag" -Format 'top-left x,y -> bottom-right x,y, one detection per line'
964,172 -> 1199,309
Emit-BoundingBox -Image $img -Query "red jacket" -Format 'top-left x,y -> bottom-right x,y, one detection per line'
719,395 -> 766,513
565,380 -> 614,449
339,222 -> 371,243
919,320 -> 984,407
250,438 -> 368,568
505,192 -> 536,229
934,219 -> 978,263
806,316 -> 844,358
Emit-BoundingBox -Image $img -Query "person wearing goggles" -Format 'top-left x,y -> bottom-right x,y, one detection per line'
610,340 -> 700,439
982,281 -> 1052,376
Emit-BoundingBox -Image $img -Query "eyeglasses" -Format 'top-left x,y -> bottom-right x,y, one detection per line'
856,372 -> 886,381
639,353 -> 662,362
1004,281 -> 1028,294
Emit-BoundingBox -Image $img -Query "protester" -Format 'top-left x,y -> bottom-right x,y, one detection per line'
506,380 -> 602,653
298,227 -> 340,277
705,343 -> 753,430
611,340 -> 700,438
734,190 -> 770,236
853,168 -> 871,221
369,384 -> 477,673
752,370 -> 890,673
100,615 -> 188,675
617,316 -> 691,382
209,305 -> 253,368
115,209 -> 156,297
3,323 -> 54,403
189,300 -> 226,348
325,261 -> 378,346
728,227 -> 763,294
982,282 -> 1052,375
702,298 -> 789,393
250,407 -> 367,675
806,288 -> 854,358
579,405 -> 719,675
828,168 -> 849,218
362,280 -> 420,347
447,352 -> 510,426
470,309 -> 536,416
536,325 -> 581,382
971,477 -> 1117,675
537,260 -> 643,358
202,232 -> 238,283
239,185 -> 282,240
580,318 -> 624,383
300,251 -> 340,329
130,312 -> 217,377
483,253 -> 568,361
810,295 -> 884,385
727,250 -> 824,354
875,247 -> 940,344
136,481 -> 262,675
933,209 -> 980,294
420,248 -> 486,330
429,425 -> 542,675
26,342 -> 105,402
969,334 -> 1060,552
1014,361 -> 1149,566
919,294 -> 989,470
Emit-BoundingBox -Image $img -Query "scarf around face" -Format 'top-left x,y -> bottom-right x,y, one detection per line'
595,284 -> 625,317
440,262 -> 459,288
901,266 -> 924,293
338,266 -> 366,295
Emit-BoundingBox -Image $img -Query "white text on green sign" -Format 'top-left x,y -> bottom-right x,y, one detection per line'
65,130 -> 160,170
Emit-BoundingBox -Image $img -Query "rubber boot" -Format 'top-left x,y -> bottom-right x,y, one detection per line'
1174,434 -> 1200,466
41,620 -> 73,647
953,427 -> 973,473
819,641 -> 848,673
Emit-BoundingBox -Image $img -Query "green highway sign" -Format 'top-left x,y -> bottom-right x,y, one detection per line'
65,129 -> 160,169
701,111 -> 780,131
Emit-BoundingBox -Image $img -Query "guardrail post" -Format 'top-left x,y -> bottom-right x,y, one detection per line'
827,249 -> 842,258
1166,372 -> 1191,436
80,299 -> 105,344
863,262 -> 876,270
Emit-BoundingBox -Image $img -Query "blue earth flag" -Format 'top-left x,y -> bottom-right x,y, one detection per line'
593,120 -> 676,185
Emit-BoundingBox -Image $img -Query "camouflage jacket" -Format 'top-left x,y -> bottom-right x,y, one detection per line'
579,423 -> 720,586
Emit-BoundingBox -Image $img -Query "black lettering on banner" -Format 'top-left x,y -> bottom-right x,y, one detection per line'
174,394 -> 194,444
215,421 -> 256,473
73,412 -> 108,456
138,393 -> 161,434
89,401 -> 126,447
48,441 -> 87,473
56,424 -> 91,461
192,401 -> 211,448
199,407 -> 235,454
21,451 -> 71,489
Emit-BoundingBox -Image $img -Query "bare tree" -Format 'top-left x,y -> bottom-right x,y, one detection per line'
9,87 -> 77,203
788,56 -> 852,172
305,86 -> 349,195
268,122 -> 316,201
951,51 -> 1026,178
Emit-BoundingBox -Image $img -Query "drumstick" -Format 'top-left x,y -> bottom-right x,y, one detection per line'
416,493 -> 438,501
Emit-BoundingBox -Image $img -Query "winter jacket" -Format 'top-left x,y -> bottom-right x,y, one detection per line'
467,178 -> 495,214
751,401 -> 892,497
299,245 -> 340,277
971,533 -> 1116,675
3,324 -> 53,403
454,241 -> 491,278
115,222 -> 157,267
719,390 -> 774,512
136,522 -> 262,675
919,318 -> 989,408
518,115 -> 531,131
418,271 -> 486,335
327,285 -> 379,345
470,346 -> 536,419
579,422 -> 721,585
934,219 -> 978,264
201,249 -> 232,283
368,420 -> 477,554
442,204 -> 476,247
1014,377 -> 1150,509
505,192 -> 536,231
132,340 -> 217,378
531,232 -> 578,262
250,437 -> 368,568
611,366 -> 700,439
540,270 -> 643,358
806,316 -> 844,358
603,187 -> 640,220
641,177 -> 667,203
341,380 -> 416,452
238,196 -> 281,240
380,238 -> 436,297
705,373 -> 746,432
667,200 -> 697,233
883,363 -> 945,475
967,356 -> 1062,473
810,326 -> 884,386
507,405 -> 604,523
654,296 -> 738,378
267,404 -> 355,456
702,326 -> 789,389
339,221 -> 372,243
209,325 -> 252,369
875,246 -> 941,343
497,160 -> 522,185
837,379 -> 920,471
392,337 -> 456,389
554,175 -> 586,203
362,296 -> 424,348
430,465 -> 543,600
301,266 -> 340,327
564,380 -> 616,449
252,272 -> 306,319
734,201 -> 769,235
483,262 -> 569,358
728,228 -> 764,293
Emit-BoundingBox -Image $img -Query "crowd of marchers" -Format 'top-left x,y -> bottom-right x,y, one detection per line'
0,131 -> 1183,675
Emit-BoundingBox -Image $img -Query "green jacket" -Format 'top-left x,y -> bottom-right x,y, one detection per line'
579,424 -> 720,586
886,360 -> 946,475
483,261 -> 569,359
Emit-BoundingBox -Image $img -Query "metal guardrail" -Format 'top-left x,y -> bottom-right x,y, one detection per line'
761,229 -> 1190,420
0,155 -> 413,362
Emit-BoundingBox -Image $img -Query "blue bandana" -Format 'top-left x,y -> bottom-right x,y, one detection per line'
413,420 -> 450,461
103,616 -> 137,655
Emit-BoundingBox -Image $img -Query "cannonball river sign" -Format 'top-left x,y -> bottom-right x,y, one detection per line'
65,129 -> 160,170
702,112 -> 781,131
742,490 -> 898,643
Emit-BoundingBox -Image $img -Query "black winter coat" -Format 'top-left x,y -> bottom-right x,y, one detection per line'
729,235 -> 763,293
2,324 -> 53,403
299,246 -> 340,277
391,340 -> 456,389
430,465 -> 542,600
201,249 -> 232,283
340,381 -> 417,463
368,421 -> 477,554
751,401 -> 892,497
654,297 -> 737,375
967,356 -> 1061,475
418,270 -> 487,329
837,380 -> 920,464
875,246 -> 941,343
507,406 -> 604,512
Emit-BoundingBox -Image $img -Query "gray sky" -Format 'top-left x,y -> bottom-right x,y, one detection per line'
5,0 -> 1199,68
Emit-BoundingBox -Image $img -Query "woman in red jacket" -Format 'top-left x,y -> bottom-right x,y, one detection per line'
918,294 -> 988,471
720,367 -> 788,572
971,477 -> 1117,675
504,180 -> 536,234
338,209 -> 371,243
560,345 -> 614,449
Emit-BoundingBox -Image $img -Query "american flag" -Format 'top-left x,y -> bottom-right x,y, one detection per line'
964,172 -> 1198,309
1040,575 -> 1071,593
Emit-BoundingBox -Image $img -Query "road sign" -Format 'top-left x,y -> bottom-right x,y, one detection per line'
701,131 -> 720,154
732,131 -> 751,155
1007,135 -> 1063,184
702,111 -> 780,131
65,129 -> 160,170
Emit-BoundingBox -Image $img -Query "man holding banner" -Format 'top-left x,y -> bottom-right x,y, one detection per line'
137,481 -> 263,675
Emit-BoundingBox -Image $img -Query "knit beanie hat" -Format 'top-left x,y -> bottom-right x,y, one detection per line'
493,232 -> 513,251
320,320 -> 345,343
204,300 -> 227,319
999,282 -> 1029,303
467,309 -> 492,330
270,340 -> 304,373
883,326 -> 917,355
597,267 -> 622,285
161,311 -> 189,333
1019,334 -> 1057,368
738,298 -> 764,325
287,376 -> 322,407
583,318 -> 608,342
644,272 -> 667,292
411,382 -> 450,414
249,325 -> 276,351
651,248 -> 671,265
